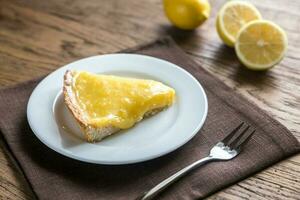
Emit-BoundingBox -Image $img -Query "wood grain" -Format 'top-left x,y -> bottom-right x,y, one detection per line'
0,0 -> 299,199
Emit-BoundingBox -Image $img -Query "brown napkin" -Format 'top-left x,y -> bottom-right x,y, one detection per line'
0,38 -> 299,200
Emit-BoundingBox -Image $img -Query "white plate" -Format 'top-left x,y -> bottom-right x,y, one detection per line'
27,54 -> 208,165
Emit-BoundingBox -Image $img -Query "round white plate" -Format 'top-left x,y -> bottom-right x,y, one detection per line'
27,54 -> 208,165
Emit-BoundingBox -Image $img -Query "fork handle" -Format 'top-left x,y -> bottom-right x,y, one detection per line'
140,156 -> 214,200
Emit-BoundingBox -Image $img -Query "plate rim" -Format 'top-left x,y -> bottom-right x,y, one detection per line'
27,53 -> 208,165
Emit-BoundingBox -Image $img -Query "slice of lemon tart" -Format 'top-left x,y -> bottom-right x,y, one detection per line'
63,70 -> 176,142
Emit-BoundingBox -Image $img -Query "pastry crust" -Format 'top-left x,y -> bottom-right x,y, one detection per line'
63,70 -> 167,142
63,70 -> 119,142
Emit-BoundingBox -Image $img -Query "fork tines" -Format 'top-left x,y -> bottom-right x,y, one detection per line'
222,122 -> 255,150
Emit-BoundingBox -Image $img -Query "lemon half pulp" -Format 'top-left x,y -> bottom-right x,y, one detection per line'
216,1 -> 261,47
235,20 -> 288,70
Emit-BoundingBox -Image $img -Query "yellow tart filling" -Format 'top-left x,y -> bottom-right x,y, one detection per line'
72,71 -> 176,129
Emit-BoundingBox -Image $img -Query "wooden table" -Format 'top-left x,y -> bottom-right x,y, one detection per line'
0,0 -> 299,199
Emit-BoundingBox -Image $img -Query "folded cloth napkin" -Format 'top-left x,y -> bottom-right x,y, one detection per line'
0,38 -> 299,200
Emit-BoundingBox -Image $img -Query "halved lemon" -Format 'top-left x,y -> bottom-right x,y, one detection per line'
216,1 -> 262,47
235,20 -> 288,70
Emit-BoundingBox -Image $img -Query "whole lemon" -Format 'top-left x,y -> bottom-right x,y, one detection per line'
163,0 -> 211,30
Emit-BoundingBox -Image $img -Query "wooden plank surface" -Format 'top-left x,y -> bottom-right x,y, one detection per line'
0,0 -> 299,199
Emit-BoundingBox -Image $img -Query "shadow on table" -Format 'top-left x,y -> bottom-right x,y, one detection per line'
158,25 -> 275,88
158,25 -> 197,44
204,43 -> 276,87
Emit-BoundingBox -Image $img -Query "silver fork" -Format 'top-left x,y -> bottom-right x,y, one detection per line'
139,122 -> 255,200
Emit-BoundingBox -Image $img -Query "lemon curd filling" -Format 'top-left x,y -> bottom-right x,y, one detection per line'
72,71 -> 175,129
